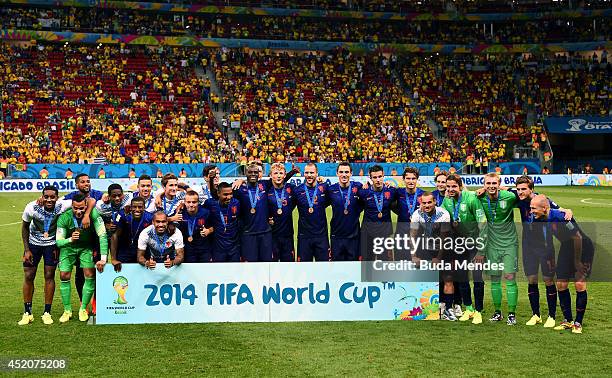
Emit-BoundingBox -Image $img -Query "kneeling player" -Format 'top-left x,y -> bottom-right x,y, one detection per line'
137,212 -> 185,269
410,192 -> 452,320
55,194 -> 107,323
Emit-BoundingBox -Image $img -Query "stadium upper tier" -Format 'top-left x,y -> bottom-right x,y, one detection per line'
1,5 -> 610,44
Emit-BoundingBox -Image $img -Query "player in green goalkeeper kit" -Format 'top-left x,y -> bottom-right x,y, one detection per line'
476,173 -> 520,325
56,193 -> 108,323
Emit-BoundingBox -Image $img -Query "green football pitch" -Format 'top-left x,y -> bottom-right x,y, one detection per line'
1,187 -> 611,377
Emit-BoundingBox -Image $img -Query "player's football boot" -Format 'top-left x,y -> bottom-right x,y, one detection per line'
59,311 -> 72,323
489,311 -> 503,322
453,305 -> 463,318
553,321 -> 573,331
41,312 -> 54,325
507,313 -> 517,325
17,313 -> 34,326
459,309 -> 475,321
543,317 -> 556,328
472,311 -> 483,324
441,309 -> 458,321
572,322 -> 583,334
525,314 -> 542,326
78,309 -> 89,322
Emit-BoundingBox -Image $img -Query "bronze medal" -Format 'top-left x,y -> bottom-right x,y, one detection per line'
188,236 -> 193,242
277,208 -> 283,215
43,232 -> 49,238
343,209 -> 349,215
308,207 -> 314,214
377,212 -> 383,219
250,208 -> 256,214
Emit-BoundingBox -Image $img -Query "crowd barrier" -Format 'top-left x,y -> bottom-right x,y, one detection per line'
9,161 -> 541,179
2,174 -> 604,193
96,262 -> 439,324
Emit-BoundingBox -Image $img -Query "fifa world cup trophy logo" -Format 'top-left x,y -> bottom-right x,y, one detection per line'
113,276 -> 129,304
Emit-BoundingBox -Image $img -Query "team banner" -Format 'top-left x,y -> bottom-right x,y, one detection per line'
0,175 -> 577,193
95,262 -> 439,324
545,116 -> 612,134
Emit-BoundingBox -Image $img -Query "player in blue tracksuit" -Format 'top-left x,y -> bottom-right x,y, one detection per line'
431,170 -> 448,206
359,165 -> 397,261
328,162 -> 364,261
267,163 -> 297,262
295,163 -> 330,262
393,166 -> 424,259
233,164 -> 274,262
530,195 -> 593,334
204,182 -> 241,262
177,190 -> 214,263
110,196 -> 153,270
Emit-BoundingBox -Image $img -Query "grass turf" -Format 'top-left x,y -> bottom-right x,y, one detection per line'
1,187 -> 611,377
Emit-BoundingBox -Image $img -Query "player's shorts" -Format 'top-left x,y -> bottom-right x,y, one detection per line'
212,246 -> 240,263
522,244 -> 556,277
23,243 -> 58,268
556,236 -> 594,280
184,247 -> 212,263
331,237 -> 360,261
272,235 -> 295,262
241,232 -> 273,262
59,247 -> 94,272
117,248 -> 138,264
486,245 -> 518,275
297,236 -> 330,262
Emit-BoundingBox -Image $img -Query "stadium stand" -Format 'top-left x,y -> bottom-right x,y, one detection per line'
1,5 -> 609,44
0,43 -> 241,164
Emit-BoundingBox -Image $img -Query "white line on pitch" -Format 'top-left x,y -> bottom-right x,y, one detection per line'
580,198 -> 612,206
0,221 -> 20,227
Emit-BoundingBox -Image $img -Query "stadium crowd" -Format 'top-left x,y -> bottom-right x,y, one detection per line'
1,5 -> 609,44
0,43 -> 241,165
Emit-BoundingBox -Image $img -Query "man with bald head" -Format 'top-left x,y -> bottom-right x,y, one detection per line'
530,195 -> 594,334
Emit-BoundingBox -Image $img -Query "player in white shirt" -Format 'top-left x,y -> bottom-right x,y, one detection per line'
128,174 -> 157,213
410,192 -> 455,321
19,186 -> 72,325
137,211 -> 185,269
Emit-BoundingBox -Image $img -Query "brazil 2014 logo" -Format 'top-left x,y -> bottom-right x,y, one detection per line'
113,276 -> 129,304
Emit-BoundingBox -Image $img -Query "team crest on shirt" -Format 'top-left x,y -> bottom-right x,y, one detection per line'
286,187 -> 291,194
500,200 -> 507,209
232,206 -> 237,214
198,219 -> 205,226
460,203 -> 467,211
318,185 -> 324,192
165,240 -> 172,248
384,191 -> 391,200
352,187 -> 358,194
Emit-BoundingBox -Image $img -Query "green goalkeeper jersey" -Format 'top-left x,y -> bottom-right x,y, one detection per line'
477,189 -> 519,250
441,190 -> 487,239
56,208 -> 108,254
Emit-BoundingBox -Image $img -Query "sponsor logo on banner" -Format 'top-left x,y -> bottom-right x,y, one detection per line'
566,118 -> 611,132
